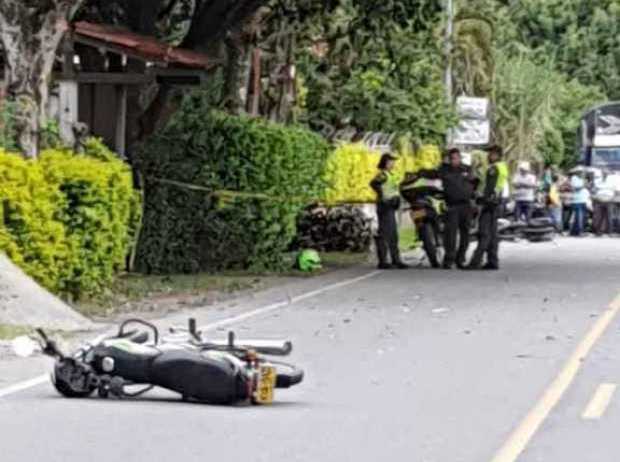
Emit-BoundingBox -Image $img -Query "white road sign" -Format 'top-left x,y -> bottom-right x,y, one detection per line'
452,119 -> 490,145
456,96 -> 489,120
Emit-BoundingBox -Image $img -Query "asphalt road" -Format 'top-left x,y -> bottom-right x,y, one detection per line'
1,238 -> 619,462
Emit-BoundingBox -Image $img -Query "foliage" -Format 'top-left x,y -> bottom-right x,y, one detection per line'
322,142 -> 440,205
0,140 -> 141,298
1,101 -> 65,151
452,1 -> 496,97
499,0 -> 620,100
0,100 -> 18,152
294,0 -> 455,143
492,52 -> 604,168
135,95 -> 330,274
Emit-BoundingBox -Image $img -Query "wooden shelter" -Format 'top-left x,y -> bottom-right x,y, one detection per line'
2,21 -> 218,155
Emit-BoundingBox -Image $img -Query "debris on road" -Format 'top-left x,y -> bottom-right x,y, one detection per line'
432,307 -> 451,315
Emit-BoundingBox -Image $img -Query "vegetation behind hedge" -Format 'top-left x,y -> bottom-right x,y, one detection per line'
322,142 -> 441,205
0,139 -> 141,298
136,96 -> 330,274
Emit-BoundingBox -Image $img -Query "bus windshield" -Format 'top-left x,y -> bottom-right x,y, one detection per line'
592,147 -> 620,171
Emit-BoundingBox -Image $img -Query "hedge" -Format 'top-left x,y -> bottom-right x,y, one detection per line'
0,139 -> 141,298
135,101 -> 330,274
322,142 -> 441,205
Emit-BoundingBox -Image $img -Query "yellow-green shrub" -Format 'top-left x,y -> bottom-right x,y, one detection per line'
0,140 -> 140,298
322,142 -> 441,205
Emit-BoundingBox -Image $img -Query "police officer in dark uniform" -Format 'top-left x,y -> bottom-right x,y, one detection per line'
370,154 -> 409,270
421,148 -> 477,269
468,145 -> 509,270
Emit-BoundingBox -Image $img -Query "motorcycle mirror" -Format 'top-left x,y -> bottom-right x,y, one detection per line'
11,335 -> 40,358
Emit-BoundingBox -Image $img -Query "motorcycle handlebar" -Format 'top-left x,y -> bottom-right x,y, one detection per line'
205,339 -> 293,356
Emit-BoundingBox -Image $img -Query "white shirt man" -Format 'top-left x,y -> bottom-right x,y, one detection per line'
512,162 -> 537,222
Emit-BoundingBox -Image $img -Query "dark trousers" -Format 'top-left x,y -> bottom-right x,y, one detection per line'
444,204 -> 471,266
470,206 -> 499,267
376,203 -> 401,265
570,203 -> 586,236
593,202 -> 612,235
515,201 -> 533,222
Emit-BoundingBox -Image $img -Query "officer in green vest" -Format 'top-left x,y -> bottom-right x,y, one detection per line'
468,145 -> 509,270
370,154 -> 409,270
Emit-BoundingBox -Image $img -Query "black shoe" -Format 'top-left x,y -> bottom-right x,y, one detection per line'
466,263 -> 482,270
394,262 -> 410,269
456,262 -> 467,270
482,263 -> 499,270
377,263 -> 393,270
430,261 -> 440,269
442,263 -> 454,270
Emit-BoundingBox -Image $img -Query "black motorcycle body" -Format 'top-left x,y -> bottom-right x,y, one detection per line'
401,180 -> 445,268
40,319 -> 303,405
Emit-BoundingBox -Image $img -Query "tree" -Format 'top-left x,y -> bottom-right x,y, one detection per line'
451,0 -> 496,97
0,0 -> 84,158
492,52 -> 603,168
295,0 -> 454,144
74,0 -> 269,158
499,0 -> 620,99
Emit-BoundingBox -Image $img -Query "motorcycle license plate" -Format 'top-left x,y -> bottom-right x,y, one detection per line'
255,365 -> 277,404
411,209 -> 426,220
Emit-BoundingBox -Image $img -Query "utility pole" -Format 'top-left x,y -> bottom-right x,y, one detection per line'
445,0 -> 454,146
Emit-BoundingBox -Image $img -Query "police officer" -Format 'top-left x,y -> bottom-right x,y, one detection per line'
370,154 -> 409,270
468,145 -> 509,270
419,148 -> 476,269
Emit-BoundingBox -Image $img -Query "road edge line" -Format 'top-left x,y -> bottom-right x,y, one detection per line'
0,374 -> 49,399
0,269 -> 381,399
202,270 -> 381,332
490,293 -> 620,462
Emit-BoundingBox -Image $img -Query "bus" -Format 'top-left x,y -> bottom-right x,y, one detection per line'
578,102 -> 620,171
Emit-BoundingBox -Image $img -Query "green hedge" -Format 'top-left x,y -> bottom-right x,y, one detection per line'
136,100 -> 330,273
0,140 -> 141,298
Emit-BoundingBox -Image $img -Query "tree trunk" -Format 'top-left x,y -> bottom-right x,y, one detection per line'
0,0 -> 83,158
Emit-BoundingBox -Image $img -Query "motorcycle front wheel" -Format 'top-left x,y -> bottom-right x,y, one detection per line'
418,222 -> 441,268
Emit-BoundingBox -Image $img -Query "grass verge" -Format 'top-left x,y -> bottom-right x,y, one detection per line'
76,251 -> 370,318
0,324 -> 30,340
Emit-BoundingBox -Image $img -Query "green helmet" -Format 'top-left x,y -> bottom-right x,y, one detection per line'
297,249 -> 322,272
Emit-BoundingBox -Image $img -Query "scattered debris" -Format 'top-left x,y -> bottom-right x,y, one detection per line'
545,335 -> 556,342
432,307 -> 450,315
343,318 -> 352,324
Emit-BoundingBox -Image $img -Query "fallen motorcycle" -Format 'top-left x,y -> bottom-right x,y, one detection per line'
37,318 -> 303,405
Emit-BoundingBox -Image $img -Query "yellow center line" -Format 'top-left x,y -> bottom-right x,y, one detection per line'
490,293 -> 620,462
582,383 -> 617,420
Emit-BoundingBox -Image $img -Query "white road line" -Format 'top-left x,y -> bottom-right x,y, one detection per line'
0,270 -> 381,399
491,293 -> 620,462
0,375 -> 49,399
202,270 -> 380,332
582,383 -> 617,420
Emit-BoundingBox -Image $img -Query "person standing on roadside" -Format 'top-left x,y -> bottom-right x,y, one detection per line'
547,174 -> 563,232
468,145 -> 509,270
512,161 -> 537,222
569,169 -> 588,236
592,170 -> 615,235
370,154 -> 409,270
419,148 -> 476,269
